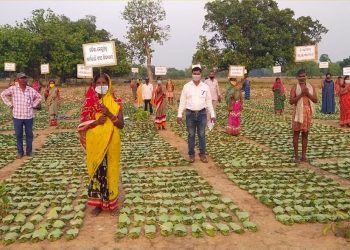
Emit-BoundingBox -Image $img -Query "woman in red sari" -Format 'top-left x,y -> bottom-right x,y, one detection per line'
78,73 -> 124,216
339,76 -> 350,127
154,77 -> 167,129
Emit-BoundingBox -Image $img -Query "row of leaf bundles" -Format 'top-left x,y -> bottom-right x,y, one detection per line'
1,204 -> 85,245
116,220 -> 256,239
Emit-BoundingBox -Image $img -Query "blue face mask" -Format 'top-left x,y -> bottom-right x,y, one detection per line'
95,85 -> 109,95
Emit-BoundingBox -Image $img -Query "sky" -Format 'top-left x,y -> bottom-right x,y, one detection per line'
0,0 -> 349,69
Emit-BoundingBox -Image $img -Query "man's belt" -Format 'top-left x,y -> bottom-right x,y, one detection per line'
186,108 -> 206,113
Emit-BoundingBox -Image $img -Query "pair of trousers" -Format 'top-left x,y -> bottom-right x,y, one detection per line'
144,99 -> 153,114
185,109 -> 207,156
13,118 -> 33,155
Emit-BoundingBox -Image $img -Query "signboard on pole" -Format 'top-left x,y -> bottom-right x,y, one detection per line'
4,62 -> 16,71
319,62 -> 329,69
155,66 -> 167,76
131,67 -> 139,73
273,66 -> 282,74
295,45 -> 317,62
77,64 -> 93,79
40,64 -> 50,74
83,41 -> 117,67
343,67 -> 350,76
228,65 -> 245,77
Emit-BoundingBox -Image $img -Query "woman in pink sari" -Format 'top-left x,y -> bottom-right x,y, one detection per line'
339,76 -> 350,127
225,77 -> 243,135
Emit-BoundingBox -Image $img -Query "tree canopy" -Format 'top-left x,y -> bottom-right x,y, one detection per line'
0,9 -> 130,82
194,0 -> 328,72
122,0 -> 170,82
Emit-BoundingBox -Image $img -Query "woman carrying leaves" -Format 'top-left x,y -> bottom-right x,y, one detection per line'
78,73 -> 125,216
272,77 -> 286,115
339,75 -> 350,127
154,77 -> 167,130
45,80 -> 60,126
225,77 -> 243,135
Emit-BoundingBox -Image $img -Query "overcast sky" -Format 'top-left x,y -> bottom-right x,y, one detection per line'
0,0 -> 349,69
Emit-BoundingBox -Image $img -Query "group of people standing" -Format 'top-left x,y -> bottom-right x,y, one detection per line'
130,77 -> 175,130
321,73 -> 350,127
272,73 -> 350,128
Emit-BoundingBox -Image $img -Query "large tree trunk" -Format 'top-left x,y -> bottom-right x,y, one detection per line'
145,46 -> 153,83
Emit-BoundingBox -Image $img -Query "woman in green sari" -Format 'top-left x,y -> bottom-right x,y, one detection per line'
272,78 -> 286,115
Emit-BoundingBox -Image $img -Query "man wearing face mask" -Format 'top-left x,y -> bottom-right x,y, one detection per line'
177,66 -> 216,163
289,69 -> 317,163
321,73 -> 335,114
1,72 -> 42,158
142,77 -> 153,114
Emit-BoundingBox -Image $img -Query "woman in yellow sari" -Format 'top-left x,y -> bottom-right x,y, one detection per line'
136,78 -> 143,108
78,73 -> 124,216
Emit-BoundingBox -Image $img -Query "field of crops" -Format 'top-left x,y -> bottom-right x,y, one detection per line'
0,83 -> 350,249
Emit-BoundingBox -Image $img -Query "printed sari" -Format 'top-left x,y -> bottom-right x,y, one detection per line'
340,84 -> 350,126
225,84 -> 242,135
154,84 -> 167,129
78,78 -> 123,211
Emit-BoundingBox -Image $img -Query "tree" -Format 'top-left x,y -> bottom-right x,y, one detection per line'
192,35 -> 220,74
339,57 -> 350,68
319,54 -> 331,62
198,0 -> 328,72
122,0 -> 170,82
0,9 -> 131,82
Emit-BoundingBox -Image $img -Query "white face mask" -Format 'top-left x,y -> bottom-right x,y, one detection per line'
345,80 -> 350,84
192,75 -> 201,81
157,80 -> 162,84
95,85 -> 109,95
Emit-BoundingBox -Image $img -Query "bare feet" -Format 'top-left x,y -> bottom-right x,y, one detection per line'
300,157 -> 310,163
110,206 -> 122,216
91,207 -> 102,216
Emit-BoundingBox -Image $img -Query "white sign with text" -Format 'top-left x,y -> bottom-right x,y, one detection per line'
77,64 -> 93,79
131,67 -> 139,73
83,41 -> 117,67
273,66 -> 282,74
343,67 -> 350,76
319,62 -> 329,69
41,64 -> 50,74
4,62 -> 16,71
228,65 -> 245,77
295,45 -> 317,62
155,66 -> 167,76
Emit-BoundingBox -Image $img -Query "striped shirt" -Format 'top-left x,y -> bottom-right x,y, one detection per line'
1,84 -> 42,119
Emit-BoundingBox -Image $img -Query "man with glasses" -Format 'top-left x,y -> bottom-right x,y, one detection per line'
289,69 -> 317,163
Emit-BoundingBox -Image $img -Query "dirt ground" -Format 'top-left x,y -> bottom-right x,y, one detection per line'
1,79 -> 350,250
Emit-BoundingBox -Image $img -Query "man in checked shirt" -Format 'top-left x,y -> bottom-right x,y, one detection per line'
1,72 -> 42,158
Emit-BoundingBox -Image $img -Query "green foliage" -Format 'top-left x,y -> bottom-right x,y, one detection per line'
122,0 -> 170,81
198,0 -> 328,71
0,182 -> 9,218
0,9 -> 130,81
339,57 -> 350,68
192,35 -> 220,74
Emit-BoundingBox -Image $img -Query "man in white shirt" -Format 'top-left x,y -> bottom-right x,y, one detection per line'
142,77 -> 154,114
177,66 -> 216,163
204,71 -> 221,110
